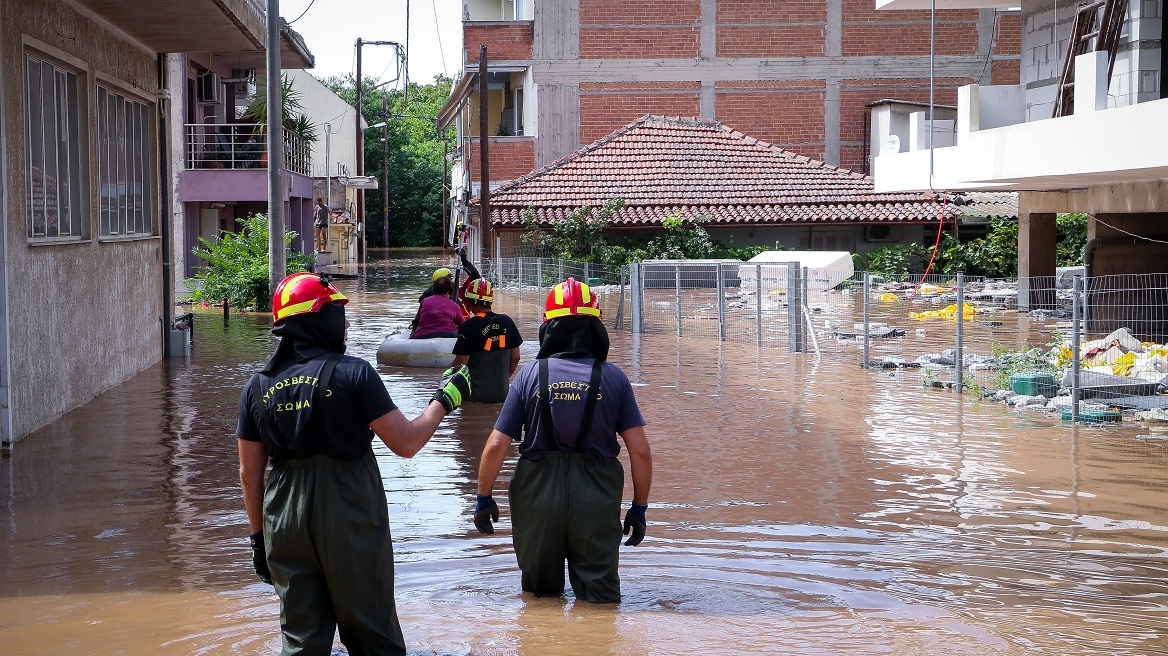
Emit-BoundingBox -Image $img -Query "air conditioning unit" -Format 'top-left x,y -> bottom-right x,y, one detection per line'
196,72 -> 223,104
864,225 -> 900,243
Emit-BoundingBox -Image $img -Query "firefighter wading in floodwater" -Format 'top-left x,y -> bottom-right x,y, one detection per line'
237,272 -> 471,655
474,277 -> 653,603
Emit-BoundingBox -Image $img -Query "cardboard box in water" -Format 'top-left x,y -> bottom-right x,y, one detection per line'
1009,372 -> 1057,397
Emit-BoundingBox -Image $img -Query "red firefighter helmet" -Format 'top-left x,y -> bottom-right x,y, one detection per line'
544,277 -> 601,322
272,272 -> 348,323
464,278 -> 494,304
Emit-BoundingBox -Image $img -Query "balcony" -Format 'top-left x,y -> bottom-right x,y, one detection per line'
185,123 -> 311,176
872,52 -> 1168,193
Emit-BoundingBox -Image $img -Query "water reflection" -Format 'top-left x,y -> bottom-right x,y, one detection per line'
1,251 -> 1167,655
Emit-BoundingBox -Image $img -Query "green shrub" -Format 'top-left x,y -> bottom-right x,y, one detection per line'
189,214 -> 314,310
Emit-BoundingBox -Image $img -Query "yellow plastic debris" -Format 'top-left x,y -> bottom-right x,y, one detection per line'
1111,351 -> 1137,377
879,292 -> 898,303
909,302 -> 976,321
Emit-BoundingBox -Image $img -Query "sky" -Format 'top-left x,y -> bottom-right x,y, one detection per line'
282,0 -> 465,87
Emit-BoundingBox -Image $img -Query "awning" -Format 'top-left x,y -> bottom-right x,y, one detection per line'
436,71 -> 477,132
73,0 -> 313,68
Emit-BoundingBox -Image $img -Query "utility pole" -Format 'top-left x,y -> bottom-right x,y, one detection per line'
354,38 -> 364,265
478,45 -> 490,261
381,93 -> 389,249
267,0 -> 286,291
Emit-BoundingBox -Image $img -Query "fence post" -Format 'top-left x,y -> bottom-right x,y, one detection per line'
755,263 -> 763,346
862,272 -> 871,367
956,272 -> 965,394
631,262 -> 643,334
517,257 -> 524,308
1071,274 -> 1082,423
616,266 -> 627,330
800,266 -> 809,353
585,261 -> 591,283
536,259 -> 543,302
716,263 -> 726,341
787,263 -> 802,352
558,258 -> 564,283
675,263 -> 683,338
495,236 -> 502,283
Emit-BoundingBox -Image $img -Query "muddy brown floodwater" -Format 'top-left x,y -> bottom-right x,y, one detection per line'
3,252 -> 1168,655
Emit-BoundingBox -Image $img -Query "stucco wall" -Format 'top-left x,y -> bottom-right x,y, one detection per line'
286,69 -> 360,179
3,0 -> 164,441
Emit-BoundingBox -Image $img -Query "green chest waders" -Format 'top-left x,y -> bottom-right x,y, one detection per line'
253,354 -> 407,654
508,358 -> 625,603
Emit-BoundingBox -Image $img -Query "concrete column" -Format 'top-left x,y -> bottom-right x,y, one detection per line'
1017,211 -> 1057,309
825,79 -> 840,165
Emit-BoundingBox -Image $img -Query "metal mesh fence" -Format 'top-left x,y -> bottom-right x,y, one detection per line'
492,257 -> 1168,424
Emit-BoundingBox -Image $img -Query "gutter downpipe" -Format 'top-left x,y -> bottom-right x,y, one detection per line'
158,54 -> 175,355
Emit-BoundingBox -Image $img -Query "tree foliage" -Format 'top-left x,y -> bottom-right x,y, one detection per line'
855,213 -> 1088,277
520,201 -> 775,265
322,75 -> 453,247
189,214 -> 314,310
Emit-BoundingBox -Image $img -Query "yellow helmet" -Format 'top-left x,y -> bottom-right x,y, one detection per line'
432,267 -> 453,282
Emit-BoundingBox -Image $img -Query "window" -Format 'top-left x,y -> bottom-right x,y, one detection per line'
24,52 -> 83,239
97,84 -> 151,237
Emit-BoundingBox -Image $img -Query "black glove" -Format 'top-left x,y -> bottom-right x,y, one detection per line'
432,365 -> 471,414
622,503 -> 647,546
474,495 -> 499,534
249,531 -> 272,584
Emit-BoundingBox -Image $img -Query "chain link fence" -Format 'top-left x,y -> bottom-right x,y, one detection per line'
490,256 -> 1168,424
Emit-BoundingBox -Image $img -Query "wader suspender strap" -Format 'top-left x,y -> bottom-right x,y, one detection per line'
536,358 -> 603,452
250,352 -> 342,459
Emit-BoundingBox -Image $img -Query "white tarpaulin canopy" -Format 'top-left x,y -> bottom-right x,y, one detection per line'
738,251 -> 855,292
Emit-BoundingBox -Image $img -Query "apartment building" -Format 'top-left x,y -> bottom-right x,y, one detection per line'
438,0 -> 1020,259
0,0 -> 302,448
871,0 -> 1166,307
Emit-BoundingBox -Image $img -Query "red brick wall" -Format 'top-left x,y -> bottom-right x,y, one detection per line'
579,27 -> 701,59
716,26 -> 825,57
580,0 -> 700,24
994,13 -> 1022,55
841,0 -> 979,23
468,137 -> 536,183
579,91 -> 701,143
991,59 -> 1020,85
842,22 -> 981,56
718,0 -> 825,22
463,23 -> 533,62
715,81 -> 826,155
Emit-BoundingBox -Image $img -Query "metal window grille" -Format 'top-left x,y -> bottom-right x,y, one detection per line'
24,52 -> 84,239
97,85 -> 151,237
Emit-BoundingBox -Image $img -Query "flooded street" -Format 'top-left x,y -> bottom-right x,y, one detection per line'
3,253 -> 1168,655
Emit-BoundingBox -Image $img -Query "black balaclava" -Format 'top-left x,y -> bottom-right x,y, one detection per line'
262,301 -> 347,374
536,316 -> 610,361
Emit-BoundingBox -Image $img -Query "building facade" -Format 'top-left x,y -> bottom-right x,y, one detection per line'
871,0 -> 1166,304
0,0 -> 298,448
166,31 -> 317,295
439,0 -> 1021,258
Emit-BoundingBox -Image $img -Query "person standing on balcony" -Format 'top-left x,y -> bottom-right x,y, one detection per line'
473,277 -> 653,603
313,198 -> 329,253
237,272 -> 471,654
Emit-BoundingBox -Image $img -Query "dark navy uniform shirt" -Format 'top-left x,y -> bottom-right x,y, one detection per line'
237,355 -> 396,466
452,311 -> 523,403
494,357 -> 644,461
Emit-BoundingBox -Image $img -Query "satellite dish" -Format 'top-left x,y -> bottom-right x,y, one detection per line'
879,134 -> 901,156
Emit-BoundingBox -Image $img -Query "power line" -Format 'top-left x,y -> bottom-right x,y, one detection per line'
287,0 -> 315,24
432,0 -> 447,76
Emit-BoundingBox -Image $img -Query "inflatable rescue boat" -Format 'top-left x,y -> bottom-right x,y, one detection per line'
376,333 -> 455,368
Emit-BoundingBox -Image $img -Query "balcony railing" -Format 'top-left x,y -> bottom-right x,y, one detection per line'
185,123 -> 311,176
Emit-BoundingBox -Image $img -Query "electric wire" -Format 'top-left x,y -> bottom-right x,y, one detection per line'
287,0 -> 316,25
1092,217 -> 1168,245
432,0 -> 448,76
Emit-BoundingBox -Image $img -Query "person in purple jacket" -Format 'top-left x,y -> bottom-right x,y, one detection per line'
473,277 -> 653,603
409,269 -> 464,339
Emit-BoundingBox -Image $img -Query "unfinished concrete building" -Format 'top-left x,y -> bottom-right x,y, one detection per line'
872,0 -> 1166,325
437,0 -> 1021,259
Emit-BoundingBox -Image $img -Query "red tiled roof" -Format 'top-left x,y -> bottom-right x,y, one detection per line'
489,115 -> 957,228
